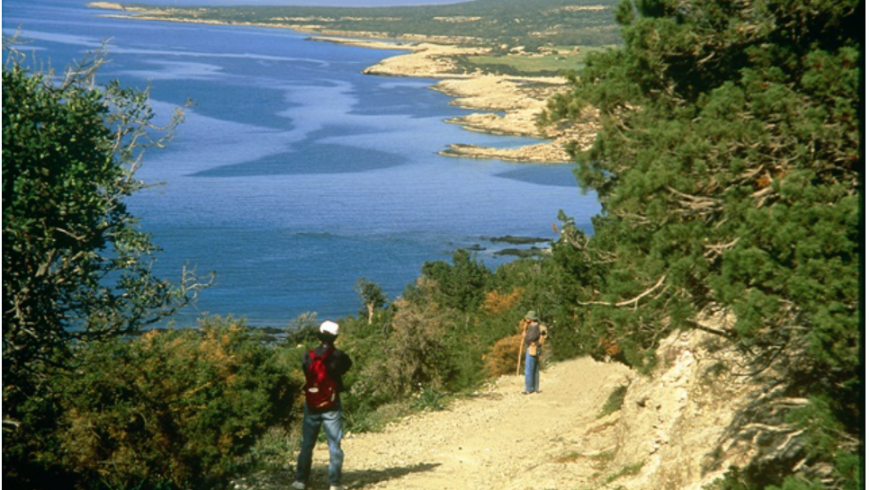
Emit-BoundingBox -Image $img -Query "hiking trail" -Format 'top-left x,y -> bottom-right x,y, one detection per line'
239,356 -> 633,490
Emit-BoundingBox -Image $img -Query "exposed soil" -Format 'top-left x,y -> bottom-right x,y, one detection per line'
236,357 -> 632,490
235,327 -> 764,490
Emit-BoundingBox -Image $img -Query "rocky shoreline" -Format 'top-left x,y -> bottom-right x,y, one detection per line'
88,2 -> 599,164
349,40 -> 598,163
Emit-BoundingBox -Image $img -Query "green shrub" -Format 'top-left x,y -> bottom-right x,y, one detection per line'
420,249 -> 493,313
605,461 -> 644,484
411,386 -> 447,412
52,317 -> 297,490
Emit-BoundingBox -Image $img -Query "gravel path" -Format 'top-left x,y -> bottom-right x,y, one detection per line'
296,357 -> 632,490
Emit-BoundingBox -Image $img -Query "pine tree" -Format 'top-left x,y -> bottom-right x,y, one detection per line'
544,0 -> 861,487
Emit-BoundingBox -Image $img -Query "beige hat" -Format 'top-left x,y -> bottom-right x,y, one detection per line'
319,320 -> 339,336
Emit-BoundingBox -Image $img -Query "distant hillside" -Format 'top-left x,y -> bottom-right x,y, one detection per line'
104,0 -> 623,49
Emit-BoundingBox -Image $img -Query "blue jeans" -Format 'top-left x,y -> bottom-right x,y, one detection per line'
525,346 -> 540,393
296,403 -> 344,486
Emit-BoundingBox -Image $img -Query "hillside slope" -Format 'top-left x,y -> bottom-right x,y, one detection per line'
237,327 -> 765,490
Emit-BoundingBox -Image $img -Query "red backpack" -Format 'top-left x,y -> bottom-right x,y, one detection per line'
304,346 -> 338,412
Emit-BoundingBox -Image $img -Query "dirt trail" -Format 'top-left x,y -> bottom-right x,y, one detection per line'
300,357 -> 631,490
237,323 -> 756,490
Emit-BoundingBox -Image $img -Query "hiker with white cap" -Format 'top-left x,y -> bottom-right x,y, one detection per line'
292,320 -> 353,490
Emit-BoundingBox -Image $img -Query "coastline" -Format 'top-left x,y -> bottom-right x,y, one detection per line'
314,38 -> 599,164
88,2 -> 598,164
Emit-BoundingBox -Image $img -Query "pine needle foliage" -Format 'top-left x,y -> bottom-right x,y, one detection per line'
543,0 -> 861,487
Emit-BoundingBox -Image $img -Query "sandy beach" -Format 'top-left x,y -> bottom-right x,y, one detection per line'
89,2 -> 598,164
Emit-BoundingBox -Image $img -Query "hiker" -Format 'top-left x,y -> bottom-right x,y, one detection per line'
292,320 -> 353,490
521,310 -> 546,394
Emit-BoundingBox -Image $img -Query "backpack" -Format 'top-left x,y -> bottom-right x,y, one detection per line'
529,324 -> 549,357
304,346 -> 338,412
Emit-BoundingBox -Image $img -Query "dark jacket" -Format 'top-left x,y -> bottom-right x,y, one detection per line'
524,322 -> 541,348
302,343 -> 353,394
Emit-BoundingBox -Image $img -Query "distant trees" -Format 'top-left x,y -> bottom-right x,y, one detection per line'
110,0 -> 623,49
543,0 -> 860,488
420,249 -> 492,312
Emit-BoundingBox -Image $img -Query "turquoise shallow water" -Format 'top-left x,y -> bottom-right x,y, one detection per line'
3,0 -> 600,325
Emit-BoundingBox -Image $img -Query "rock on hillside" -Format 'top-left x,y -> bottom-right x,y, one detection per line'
606,319 -> 766,490
358,42 -> 599,164
361,43 -> 485,79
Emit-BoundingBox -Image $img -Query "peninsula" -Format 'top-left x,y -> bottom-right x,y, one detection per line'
87,0 -> 618,163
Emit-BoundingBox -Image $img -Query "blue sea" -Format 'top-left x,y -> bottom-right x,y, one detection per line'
3,0 -> 600,326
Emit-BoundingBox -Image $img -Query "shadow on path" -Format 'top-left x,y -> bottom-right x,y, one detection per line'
231,462 -> 440,490
343,462 -> 441,488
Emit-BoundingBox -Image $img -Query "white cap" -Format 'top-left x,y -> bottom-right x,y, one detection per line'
319,320 -> 339,336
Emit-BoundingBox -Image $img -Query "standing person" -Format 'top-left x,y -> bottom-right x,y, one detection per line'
522,311 -> 545,394
292,321 -> 353,490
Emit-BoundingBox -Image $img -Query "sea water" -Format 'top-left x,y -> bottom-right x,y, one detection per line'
3,0 -> 600,326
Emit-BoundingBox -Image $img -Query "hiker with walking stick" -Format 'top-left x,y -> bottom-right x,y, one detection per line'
521,311 -> 546,394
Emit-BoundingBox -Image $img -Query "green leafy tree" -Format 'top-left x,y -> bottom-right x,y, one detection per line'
355,277 -> 387,324
2,46 -> 209,488
420,249 -> 492,312
543,0 -> 860,486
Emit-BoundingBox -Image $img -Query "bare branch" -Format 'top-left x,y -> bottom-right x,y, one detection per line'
579,274 -> 668,308
704,237 -> 740,261
666,185 -> 722,208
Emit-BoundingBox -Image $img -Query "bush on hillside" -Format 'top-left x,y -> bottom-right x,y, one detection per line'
51,318 -> 296,490
420,249 -> 493,312
2,45 -> 213,490
482,288 -> 523,316
485,333 -> 524,378
341,272 -> 527,425
356,286 -> 452,400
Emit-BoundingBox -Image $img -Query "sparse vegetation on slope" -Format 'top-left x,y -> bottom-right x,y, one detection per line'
102,0 -> 622,50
